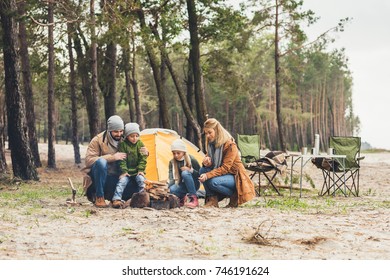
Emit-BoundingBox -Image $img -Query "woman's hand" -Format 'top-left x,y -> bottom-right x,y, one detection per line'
180,166 -> 191,171
202,156 -> 212,167
198,173 -> 208,183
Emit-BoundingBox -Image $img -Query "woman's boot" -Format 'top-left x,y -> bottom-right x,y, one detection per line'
204,196 -> 219,208
225,192 -> 238,208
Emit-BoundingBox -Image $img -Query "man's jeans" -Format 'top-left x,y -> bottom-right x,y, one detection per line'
112,174 -> 145,201
168,170 -> 200,199
199,167 -> 236,197
88,158 -> 140,201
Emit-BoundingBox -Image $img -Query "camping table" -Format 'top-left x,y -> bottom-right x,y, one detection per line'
289,153 -> 347,197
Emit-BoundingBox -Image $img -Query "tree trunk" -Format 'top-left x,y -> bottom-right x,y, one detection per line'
274,0 -> 286,151
162,49 -> 203,150
47,0 -> 56,168
160,33 -> 168,117
129,28 -> 145,129
0,0 -> 38,180
149,22 -> 203,149
98,0 -> 117,121
245,97 -> 257,135
185,58 -> 195,143
89,0 -> 100,135
99,41 -> 117,120
136,8 -> 170,128
186,0 -> 207,126
73,27 -> 99,139
67,22 -> 81,164
17,0 -> 41,168
0,93 -> 6,173
122,45 -> 135,122
224,100 -> 229,129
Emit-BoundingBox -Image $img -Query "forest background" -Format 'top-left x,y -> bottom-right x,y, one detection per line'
0,0 -> 360,180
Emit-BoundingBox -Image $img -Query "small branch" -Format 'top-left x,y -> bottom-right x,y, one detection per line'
29,15 -> 80,27
281,26 -> 338,57
67,177 -> 76,203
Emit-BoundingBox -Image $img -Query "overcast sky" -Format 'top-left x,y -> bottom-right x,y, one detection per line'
301,0 -> 390,149
230,0 -> 390,149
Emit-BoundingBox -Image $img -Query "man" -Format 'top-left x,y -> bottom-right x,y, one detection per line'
82,115 -> 147,208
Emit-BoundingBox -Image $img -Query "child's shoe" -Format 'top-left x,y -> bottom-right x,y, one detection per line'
184,194 -> 199,209
112,200 -> 122,209
179,195 -> 188,207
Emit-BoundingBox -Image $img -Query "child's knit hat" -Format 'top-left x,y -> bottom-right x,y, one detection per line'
171,139 -> 187,152
124,122 -> 140,137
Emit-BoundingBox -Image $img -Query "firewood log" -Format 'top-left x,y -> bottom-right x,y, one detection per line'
129,191 -> 150,208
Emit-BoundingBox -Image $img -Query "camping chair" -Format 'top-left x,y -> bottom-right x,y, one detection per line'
237,134 -> 286,196
313,136 -> 364,196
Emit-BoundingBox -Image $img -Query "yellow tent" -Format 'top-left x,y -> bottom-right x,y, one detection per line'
140,128 -> 205,182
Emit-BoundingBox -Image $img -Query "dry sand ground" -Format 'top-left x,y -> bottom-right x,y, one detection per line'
0,143 -> 389,260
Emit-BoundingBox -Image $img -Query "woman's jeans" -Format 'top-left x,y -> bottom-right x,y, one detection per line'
112,174 -> 145,201
199,167 -> 236,197
88,158 -> 141,201
169,170 -> 200,199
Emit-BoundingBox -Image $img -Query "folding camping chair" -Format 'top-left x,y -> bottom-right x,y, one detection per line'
313,136 -> 364,196
237,134 -> 286,196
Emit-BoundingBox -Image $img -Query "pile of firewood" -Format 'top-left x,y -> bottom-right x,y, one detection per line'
145,180 -> 169,200
129,180 -> 179,209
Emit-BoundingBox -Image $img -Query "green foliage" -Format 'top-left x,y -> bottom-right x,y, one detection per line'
84,209 -> 92,218
265,197 -> 309,210
303,173 -> 315,188
0,0 -> 358,150
0,182 -> 69,209
363,149 -> 390,154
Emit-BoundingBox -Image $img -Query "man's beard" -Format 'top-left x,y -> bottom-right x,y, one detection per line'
110,132 -> 121,141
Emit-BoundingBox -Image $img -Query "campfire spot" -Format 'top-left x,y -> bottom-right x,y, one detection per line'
296,236 -> 328,248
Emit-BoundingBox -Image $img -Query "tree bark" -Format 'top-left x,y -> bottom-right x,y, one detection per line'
99,41 -> 117,120
17,0 -> 41,168
0,0 -> 38,180
47,0 -> 56,168
129,28 -> 145,129
89,0 -> 100,135
274,0 -> 286,151
73,27 -> 99,139
67,22 -> 81,164
162,50 -> 203,150
149,21 -> 203,149
122,45 -> 135,122
136,8 -> 170,128
186,0 -> 207,126
98,0 -> 117,121
185,58 -> 195,143
0,93 -> 6,173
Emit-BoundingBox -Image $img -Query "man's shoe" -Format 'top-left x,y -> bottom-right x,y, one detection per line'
112,200 -> 123,209
184,194 -> 199,209
95,197 -> 108,208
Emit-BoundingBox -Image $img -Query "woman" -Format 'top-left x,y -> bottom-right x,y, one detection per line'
198,118 -> 255,207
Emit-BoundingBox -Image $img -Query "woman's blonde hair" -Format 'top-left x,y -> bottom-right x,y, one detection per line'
203,118 -> 233,149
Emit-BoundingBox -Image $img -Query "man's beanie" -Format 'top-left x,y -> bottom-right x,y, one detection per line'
124,122 -> 141,137
171,139 -> 187,152
107,115 -> 124,131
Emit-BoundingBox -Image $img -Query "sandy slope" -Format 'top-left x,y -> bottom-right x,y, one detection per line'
0,143 -> 389,259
